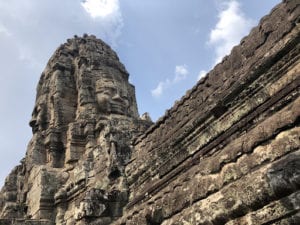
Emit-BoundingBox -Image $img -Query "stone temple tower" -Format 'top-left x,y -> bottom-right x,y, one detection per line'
0,34 -> 152,225
1,2 -> 299,224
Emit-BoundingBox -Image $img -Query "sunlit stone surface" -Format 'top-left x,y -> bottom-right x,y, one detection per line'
0,1 -> 299,224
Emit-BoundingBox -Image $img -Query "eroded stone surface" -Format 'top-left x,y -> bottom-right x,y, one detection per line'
1,1 -> 300,225
0,35 -> 152,225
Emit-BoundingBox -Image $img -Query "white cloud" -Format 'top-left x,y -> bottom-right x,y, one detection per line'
174,65 -> 188,82
0,0 -> 124,66
151,82 -> 163,98
81,0 -> 123,47
197,70 -> 207,80
81,0 -> 120,18
151,80 -> 170,98
209,0 -> 255,64
151,65 -> 189,98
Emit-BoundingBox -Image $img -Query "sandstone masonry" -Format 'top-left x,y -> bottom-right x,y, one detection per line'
0,1 -> 299,224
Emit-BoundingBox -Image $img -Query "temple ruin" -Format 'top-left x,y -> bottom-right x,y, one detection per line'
0,1 -> 299,224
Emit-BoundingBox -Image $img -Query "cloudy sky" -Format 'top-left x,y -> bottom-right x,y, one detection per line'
0,0 -> 281,186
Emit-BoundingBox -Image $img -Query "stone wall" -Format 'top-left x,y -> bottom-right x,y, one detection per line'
0,1 -> 299,224
113,1 -> 300,224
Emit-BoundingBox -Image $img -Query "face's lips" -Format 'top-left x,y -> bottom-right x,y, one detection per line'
110,103 -> 126,115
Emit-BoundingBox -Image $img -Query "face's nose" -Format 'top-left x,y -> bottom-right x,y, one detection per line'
29,118 -> 37,128
112,93 -> 123,102
29,107 -> 38,128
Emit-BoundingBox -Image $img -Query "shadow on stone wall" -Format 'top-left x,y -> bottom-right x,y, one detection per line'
266,151 -> 300,224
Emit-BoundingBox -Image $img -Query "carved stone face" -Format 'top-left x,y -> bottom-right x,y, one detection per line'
29,104 -> 47,133
95,78 -> 130,116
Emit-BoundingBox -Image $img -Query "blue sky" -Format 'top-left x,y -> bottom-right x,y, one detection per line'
0,0 -> 281,186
